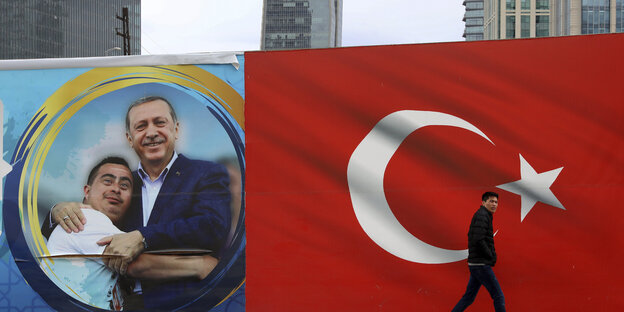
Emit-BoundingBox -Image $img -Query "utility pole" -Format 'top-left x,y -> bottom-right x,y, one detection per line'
116,7 -> 130,55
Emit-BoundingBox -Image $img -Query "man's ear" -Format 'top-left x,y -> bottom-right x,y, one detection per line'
174,121 -> 180,140
126,132 -> 133,147
83,185 -> 91,202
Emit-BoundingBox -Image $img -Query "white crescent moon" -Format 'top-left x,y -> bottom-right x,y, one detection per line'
347,110 -> 494,264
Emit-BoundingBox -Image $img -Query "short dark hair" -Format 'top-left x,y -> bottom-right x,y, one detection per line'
87,157 -> 131,186
482,191 -> 499,202
125,96 -> 178,131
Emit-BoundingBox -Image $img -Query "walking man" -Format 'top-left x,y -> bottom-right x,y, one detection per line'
452,191 -> 506,312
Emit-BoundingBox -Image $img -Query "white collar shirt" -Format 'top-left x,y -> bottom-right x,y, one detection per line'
137,152 -> 178,226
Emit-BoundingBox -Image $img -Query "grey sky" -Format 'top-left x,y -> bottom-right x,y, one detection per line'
141,1 -> 466,55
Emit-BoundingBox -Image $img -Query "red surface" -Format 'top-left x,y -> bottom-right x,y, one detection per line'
245,34 -> 624,311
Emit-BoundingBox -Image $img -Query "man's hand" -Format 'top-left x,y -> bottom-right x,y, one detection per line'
52,202 -> 88,233
98,230 -> 145,275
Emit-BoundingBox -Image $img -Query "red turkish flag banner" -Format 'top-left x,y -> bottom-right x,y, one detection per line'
245,34 -> 624,311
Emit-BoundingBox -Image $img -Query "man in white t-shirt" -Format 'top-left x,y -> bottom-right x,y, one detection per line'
45,157 -> 133,310
44,157 -> 217,310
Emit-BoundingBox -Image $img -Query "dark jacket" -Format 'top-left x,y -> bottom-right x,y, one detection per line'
467,206 -> 496,266
122,154 -> 231,310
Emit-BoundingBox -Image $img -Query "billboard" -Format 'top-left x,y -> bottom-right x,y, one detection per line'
0,55 -> 245,311
245,34 -> 624,311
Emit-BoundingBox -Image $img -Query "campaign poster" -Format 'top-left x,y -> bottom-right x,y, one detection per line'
245,34 -> 624,311
0,56 -> 245,311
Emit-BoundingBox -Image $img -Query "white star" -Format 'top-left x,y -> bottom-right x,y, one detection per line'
497,154 -> 565,222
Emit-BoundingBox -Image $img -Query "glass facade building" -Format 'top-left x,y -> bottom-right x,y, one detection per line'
481,0 -> 624,40
618,0 -> 624,32
582,0 -> 611,33
0,0 -> 140,59
261,0 -> 342,50
463,0 -> 485,41
485,0 -> 551,39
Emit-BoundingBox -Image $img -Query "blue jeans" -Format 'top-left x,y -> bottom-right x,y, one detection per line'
451,265 -> 505,312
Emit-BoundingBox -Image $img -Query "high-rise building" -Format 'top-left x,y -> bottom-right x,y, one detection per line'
481,0 -> 624,40
261,0 -> 342,50
464,0 -> 485,41
0,0 -> 140,59
578,0 -> 624,34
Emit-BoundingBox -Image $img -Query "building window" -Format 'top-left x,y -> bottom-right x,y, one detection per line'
466,18 -> 484,26
466,25 -> 485,33
465,9 -> 485,18
466,34 -> 484,40
536,0 -> 549,10
617,0 -> 624,32
521,15 -> 531,37
582,0 -> 610,34
466,2 -> 484,9
521,0 -> 530,10
506,15 -> 516,38
536,15 -> 550,37
506,0 -> 515,10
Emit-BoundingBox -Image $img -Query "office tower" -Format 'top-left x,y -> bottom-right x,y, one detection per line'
0,0 -> 140,59
261,0 -> 342,50
578,0 -> 624,34
482,0 -> 623,40
464,0 -> 485,41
